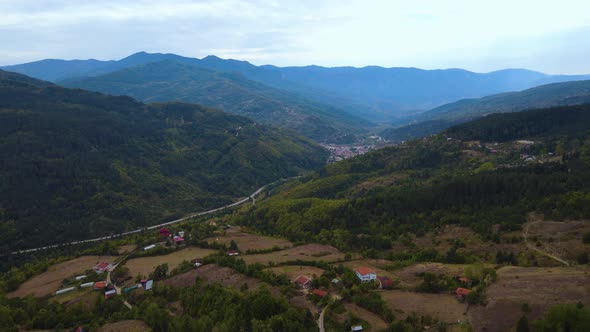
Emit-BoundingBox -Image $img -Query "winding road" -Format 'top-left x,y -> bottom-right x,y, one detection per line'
10,184 -> 269,255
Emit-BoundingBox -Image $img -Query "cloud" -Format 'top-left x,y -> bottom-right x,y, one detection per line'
0,0 -> 589,73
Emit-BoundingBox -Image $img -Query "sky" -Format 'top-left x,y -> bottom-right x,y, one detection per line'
1,0 -> 590,74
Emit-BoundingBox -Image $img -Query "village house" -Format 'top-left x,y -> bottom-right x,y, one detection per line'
455,287 -> 472,301
312,289 -> 327,297
173,235 -> 184,244
377,276 -> 394,289
458,277 -> 473,288
355,267 -> 377,282
93,262 -> 112,274
294,275 -> 312,289
227,250 -> 240,256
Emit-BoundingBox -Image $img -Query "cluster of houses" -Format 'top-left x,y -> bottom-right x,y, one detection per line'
159,227 -> 185,245
454,276 -> 473,302
354,267 -> 395,289
292,266 -> 397,300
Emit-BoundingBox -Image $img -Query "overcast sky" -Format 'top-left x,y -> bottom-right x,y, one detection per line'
1,0 -> 590,74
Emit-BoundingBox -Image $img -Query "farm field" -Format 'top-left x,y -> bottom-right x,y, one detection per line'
163,264 -> 267,292
241,243 -> 345,265
96,320 -> 151,332
380,289 -> 468,323
391,263 -> 468,290
124,247 -> 216,277
267,265 -> 325,280
205,228 -> 293,251
343,303 -> 389,331
7,255 -> 118,298
525,219 -> 590,262
468,266 -> 590,332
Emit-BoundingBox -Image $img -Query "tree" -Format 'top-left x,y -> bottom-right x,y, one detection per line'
517,315 -> 529,332
151,263 -> 168,281
229,240 -> 239,251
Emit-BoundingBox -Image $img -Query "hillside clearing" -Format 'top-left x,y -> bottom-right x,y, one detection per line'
205,228 -> 293,251
124,247 -> 216,277
241,243 -> 345,265
380,290 -> 468,323
7,255 -> 118,298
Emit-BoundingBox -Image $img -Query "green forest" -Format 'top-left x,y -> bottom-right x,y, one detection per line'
230,104 -> 590,253
0,70 -> 328,251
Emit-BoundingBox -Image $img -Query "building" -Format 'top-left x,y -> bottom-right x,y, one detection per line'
104,289 -> 117,299
294,275 -> 312,289
312,289 -> 327,297
351,326 -> 364,331
227,250 -> 240,256
455,288 -> 472,301
93,281 -> 108,290
377,276 -> 394,289
159,227 -> 171,238
355,267 -> 377,282
173,236 -> 184,244
93,262 -> 112,274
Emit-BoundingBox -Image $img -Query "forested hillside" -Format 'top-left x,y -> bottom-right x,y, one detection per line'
0,70 -> 328,251
5,52 -> 590,123
381,79 -> 590,142
230,104 -> 590,253
62,61 -> 369,142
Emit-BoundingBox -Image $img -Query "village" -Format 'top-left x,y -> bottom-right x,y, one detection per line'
8,215 -> 588,332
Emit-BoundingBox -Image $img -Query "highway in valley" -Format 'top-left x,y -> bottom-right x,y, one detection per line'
9,184 -> 270,255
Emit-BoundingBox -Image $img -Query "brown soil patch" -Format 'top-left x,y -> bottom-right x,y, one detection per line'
96,320 -> 151,332
205,228 -> 293,251
242,243 -> 345,265
7,255 -> 118,298
468,266 -> 590,332
380,290 -> 468,323
124,247 -> 216,278
343,303 -> 388,331
267,265 -> 325,280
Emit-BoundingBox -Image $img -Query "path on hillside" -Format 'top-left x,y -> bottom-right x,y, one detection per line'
318,306 -> 327,332
523,221 -> 570,266
10,182 -> 273,255
106,254 -> 134,309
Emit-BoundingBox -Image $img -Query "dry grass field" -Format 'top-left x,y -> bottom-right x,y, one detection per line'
205,228 -> 293,251
124,247 -> 216,277
163,264 -> 266,292
96,320 -> 151,332
343,303 -> 389,331
525,219 -> 590,262
391,263 -> 467,290
8,255 -> 118,298
380,290 -> 468,323
242,243 -> 345,265
267,265 -> 325,280
468,266 -> 590,332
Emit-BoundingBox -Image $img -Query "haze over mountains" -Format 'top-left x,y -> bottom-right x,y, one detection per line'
3,51 -> 590,126
381,79 -> 590,142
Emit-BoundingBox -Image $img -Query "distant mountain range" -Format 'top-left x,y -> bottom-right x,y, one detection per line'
0,69 -> 328,250
60,60 -> 369,143
4,51 -> 590,123
381,79 -> 590,142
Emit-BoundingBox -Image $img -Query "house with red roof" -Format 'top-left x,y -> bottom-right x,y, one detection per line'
93,262 -> 112,274
458,277 -> 473,287
377,276 -> 395,289
455,287 -> 472,301
355,267 -> 377,282
312,289 -> 327,297
294,275 -> 312,289
173,235 -> 184,244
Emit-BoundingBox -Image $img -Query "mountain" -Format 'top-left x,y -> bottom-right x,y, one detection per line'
4,52 -> 590,122
381,79 -> 590,142
61,60 -> 369,143
228,103 -> 590,252
0,70 -> 329,251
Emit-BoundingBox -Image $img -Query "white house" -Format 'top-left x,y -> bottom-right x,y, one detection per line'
355,267 -> 377,283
